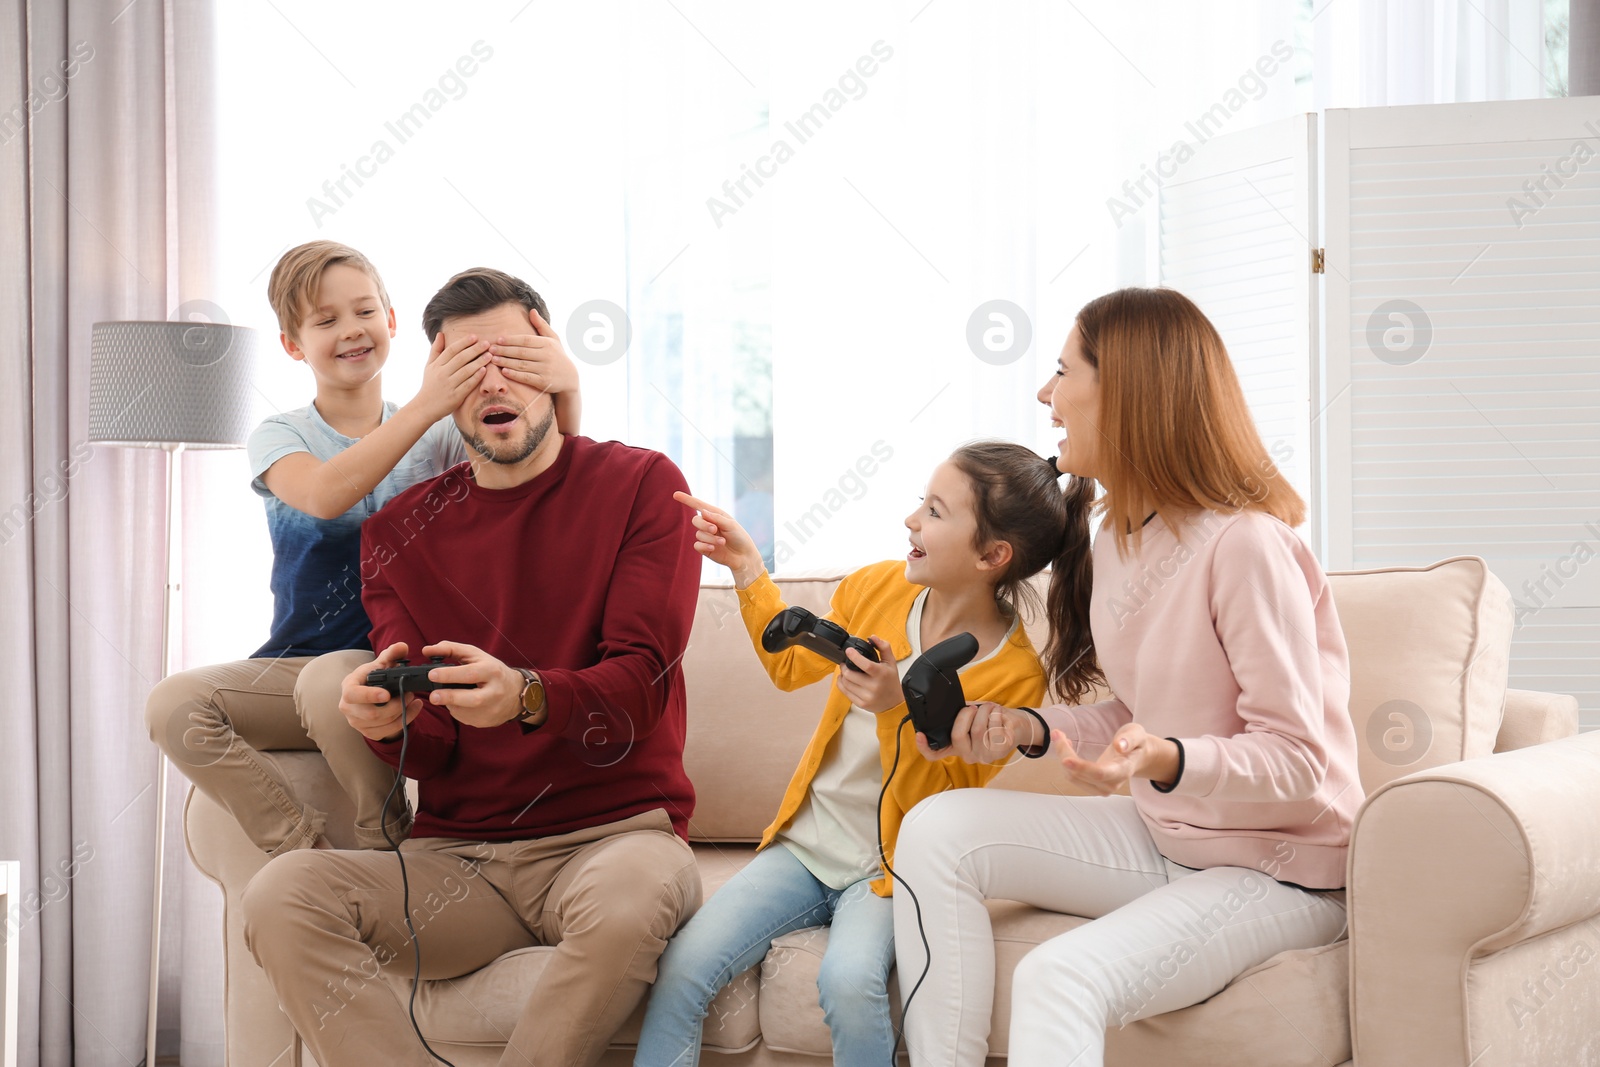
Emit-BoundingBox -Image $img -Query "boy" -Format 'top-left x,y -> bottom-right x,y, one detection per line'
145,240 -> 581,852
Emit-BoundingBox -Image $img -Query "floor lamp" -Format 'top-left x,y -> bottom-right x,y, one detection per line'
88,319 -> 265,1067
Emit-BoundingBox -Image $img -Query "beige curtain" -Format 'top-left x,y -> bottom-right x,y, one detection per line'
0,1 -> 225,1063
1573,0 -> 1600,95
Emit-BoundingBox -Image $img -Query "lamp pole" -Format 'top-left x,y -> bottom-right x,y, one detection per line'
146,442 -> 183,1067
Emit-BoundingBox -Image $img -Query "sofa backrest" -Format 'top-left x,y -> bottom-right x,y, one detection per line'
678,557 -> 1517,841
681,575 -> 841,842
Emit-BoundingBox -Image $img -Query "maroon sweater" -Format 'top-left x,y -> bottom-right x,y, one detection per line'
359,434 -> 699,841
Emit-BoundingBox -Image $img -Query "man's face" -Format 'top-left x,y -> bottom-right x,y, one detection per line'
442,302 -> 557,466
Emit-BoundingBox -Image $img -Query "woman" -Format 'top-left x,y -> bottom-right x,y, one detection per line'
892,287 -> 1362,1066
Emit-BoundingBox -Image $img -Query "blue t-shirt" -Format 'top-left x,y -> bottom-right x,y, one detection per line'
246,401 -> 468,658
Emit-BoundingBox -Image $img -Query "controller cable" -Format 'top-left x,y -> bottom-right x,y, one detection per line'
378,678 -> 458,1067
878,701 -> 1047,1064
878,712 -> 928,1066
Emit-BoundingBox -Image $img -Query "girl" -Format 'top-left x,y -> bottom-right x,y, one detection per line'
895,288 -> 1362,1066
637,442 -> 1099,1067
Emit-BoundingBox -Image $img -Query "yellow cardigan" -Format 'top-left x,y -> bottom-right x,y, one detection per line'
737,560 -> 1048,896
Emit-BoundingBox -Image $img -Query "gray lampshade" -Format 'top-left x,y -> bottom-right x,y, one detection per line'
89,321 -> 267,448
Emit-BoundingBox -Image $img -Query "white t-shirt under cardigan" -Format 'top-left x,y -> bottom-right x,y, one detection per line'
781,589 -> 1016,889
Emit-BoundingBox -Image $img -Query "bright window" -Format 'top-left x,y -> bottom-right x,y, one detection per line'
203,1 -> 1559,670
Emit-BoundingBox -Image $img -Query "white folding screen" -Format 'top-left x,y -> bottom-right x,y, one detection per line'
1155,114 -> 1321,549
1323,97 -> 1600,728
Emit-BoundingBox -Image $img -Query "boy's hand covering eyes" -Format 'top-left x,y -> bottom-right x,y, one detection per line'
487,309 -> 580,397
416,332 -> 491,420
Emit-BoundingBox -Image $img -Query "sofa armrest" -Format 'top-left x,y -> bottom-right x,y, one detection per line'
185,751 -> 361,1067
1495,688 -> 1580,752
1349,730 -> 1600,1067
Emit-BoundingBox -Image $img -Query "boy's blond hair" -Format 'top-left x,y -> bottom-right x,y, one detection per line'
267,240 -> 392,341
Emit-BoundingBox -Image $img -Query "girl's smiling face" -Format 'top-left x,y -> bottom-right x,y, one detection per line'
904,460 -> 987,587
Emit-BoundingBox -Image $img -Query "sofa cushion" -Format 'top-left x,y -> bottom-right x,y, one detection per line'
1326,556 -> 1512,792
397,843 -> 765,1052
757,924 -> 904,1054
1102,939 -> 1351,1067
756,896 -> 1350,1066
681,576 -> 842,843
395,943 -> 761,1054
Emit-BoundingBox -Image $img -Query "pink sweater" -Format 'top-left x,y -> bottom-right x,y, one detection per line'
1041,509 -> 1364,889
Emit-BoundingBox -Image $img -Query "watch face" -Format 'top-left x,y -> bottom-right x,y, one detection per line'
520,672 -> 543,716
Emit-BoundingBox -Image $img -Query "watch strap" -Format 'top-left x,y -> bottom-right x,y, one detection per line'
515,668 -> 547,728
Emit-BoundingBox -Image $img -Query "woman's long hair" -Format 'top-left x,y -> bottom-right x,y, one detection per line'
1075,287 -> 1304,555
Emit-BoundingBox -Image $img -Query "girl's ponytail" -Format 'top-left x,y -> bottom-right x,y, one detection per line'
948,443 -> 1104,703
1043,474 -> 1102,703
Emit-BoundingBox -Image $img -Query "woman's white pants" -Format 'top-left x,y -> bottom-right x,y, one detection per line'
891,788 -> 1349,1067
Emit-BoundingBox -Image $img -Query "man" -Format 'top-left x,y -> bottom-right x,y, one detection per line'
242,267 -> 703,1067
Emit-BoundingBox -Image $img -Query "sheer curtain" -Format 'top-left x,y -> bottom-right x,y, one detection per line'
1311,0 -> 1547,107
764,0 -> 1304,569
615,0 -> 1552,573
0,1 -> 224,1064
761,0 -> 1554,573
201,1 -> 1313,581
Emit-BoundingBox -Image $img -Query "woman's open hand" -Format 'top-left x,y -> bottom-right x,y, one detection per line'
1053,723 -> 1180,795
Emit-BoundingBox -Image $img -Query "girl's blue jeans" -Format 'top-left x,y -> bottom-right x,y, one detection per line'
634,842 -> 896,1067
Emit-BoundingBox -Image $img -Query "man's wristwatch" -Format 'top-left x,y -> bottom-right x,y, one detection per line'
514,667 -> 547,728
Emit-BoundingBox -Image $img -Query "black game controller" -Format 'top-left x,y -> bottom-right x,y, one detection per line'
364,657 -> 476,702
901,632 -> 979,750
761,606 -> 881,672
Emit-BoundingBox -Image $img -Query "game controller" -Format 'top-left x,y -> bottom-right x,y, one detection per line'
901,632 -> 978,749
761,606 -> 881,672
364,657 -> 477,702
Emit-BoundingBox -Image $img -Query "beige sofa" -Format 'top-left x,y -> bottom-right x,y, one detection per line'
186,556 -> 1595,1067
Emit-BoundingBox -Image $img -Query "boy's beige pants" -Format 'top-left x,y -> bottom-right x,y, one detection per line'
144,650 -> 408,852
242,808 -> 702,1067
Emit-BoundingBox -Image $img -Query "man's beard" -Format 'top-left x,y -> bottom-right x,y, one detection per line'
463,403 -> 556,466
